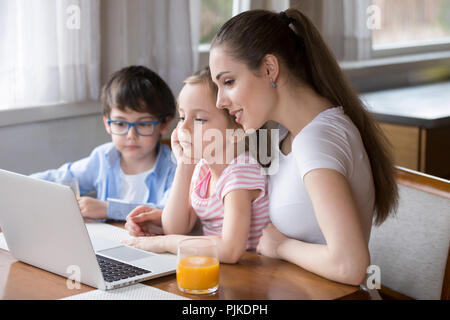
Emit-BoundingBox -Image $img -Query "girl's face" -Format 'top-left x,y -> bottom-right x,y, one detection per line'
177,83 -> 236,163
103,107 -> 170,163
209,46 -> 276,132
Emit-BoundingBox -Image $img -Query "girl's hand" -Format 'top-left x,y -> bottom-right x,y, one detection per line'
256,223 -> 288,259
171,126 -> 198,166
125,206 -> 163,237
123,236 -> 166,253
170,126 -> 184,164
77,197 -> 107,219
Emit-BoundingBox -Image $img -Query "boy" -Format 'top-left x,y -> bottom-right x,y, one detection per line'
31,66 -> 177,221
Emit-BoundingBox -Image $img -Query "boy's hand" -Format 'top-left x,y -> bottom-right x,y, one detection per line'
77,197 -> 107,220
125,206 -> 163,237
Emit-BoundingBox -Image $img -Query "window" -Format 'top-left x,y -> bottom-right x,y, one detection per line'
198,0 -> 250,50
371,0 -> 450,57
0,1 -> 100,110
200,0 -> 234,45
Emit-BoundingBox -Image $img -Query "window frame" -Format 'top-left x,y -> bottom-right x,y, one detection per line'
369,0 -> 450,59
197,0 -> 251,67
198,0 -> 251,52
371,38 -> 450,59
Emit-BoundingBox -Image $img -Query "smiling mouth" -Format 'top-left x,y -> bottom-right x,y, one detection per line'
234,110 -> 243,123
229,109 -> 243,123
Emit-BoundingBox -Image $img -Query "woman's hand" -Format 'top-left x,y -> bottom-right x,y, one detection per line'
256,223 -> 289,259
125,206 -> 163,237
78,197 -> 107,219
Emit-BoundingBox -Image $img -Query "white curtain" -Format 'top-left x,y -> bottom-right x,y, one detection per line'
323,0 -> 372,61
101,0 -> 195,96
0,0 -> 100,109
292,0 -> 372,62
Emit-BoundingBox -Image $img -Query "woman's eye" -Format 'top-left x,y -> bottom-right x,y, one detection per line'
178,116 -> 185,122
224,79 -> 234,86
195,119 -> 206,123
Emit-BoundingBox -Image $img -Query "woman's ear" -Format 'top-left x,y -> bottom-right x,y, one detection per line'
263,54 -> 280,84
103,116 -> 112,135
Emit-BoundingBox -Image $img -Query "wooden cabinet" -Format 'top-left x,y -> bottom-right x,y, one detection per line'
362,81 -> 450,180
378,122 -> 450,179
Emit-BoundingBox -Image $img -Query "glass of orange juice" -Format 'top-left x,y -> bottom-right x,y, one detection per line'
176,238 -> 219,295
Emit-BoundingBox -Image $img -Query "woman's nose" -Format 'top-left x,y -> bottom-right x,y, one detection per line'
216,90 -> 230,110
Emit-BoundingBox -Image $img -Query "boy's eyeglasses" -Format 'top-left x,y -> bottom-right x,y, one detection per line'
107,118 -> 163,136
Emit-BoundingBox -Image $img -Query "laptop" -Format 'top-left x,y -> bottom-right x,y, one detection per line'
0,169 -> 176,290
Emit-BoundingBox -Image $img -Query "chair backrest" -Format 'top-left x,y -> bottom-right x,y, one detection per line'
369,167 -> 450,300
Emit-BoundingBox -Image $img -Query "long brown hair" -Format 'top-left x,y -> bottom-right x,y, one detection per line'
211,9 -> 398,225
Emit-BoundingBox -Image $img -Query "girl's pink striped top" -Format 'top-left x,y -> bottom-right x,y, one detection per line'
190,153 -> 270,250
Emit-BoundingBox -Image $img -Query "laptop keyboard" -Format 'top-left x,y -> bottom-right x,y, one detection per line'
96,254 -> 151,283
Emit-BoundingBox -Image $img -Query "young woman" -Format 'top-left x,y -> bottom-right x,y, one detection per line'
208,9 -> 398,285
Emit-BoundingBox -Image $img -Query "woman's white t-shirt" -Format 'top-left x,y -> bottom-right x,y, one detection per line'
268,107 -> 375,245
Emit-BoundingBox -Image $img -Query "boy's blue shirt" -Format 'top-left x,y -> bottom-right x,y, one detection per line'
30,142 -> 177,220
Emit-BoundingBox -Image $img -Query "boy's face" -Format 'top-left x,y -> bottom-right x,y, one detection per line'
103,107 -> 170,163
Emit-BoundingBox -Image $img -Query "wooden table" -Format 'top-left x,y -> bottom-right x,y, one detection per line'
0,224 -> 363,300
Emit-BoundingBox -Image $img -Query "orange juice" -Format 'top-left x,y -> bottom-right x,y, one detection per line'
177,256 -> 219,293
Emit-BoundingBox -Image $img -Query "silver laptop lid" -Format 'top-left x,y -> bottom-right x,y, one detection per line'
0,169 -> 106,290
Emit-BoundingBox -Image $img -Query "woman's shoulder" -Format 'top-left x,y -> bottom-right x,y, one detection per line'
290,107 -> 357,177
293,107 -> 356,150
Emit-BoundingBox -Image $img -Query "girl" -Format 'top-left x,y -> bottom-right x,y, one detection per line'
208,9 -> 398,284
125,67 -> 270,264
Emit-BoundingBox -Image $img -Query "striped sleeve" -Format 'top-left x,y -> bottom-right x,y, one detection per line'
217,162 -> 266,202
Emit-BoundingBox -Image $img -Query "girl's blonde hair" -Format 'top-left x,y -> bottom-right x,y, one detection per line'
182,66 -> 271,167
183,66 -> 233,123
211,9 -> 398,225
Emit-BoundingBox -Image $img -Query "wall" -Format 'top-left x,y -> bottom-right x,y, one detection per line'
0,102 -> 109,175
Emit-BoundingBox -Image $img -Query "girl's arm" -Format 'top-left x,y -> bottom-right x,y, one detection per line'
161,163 -> 198,235
213,188 -> 259,263
257,168 -> 370,286
127,188 -> 260,264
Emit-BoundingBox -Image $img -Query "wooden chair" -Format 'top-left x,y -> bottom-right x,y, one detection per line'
369,167 -> 450,300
